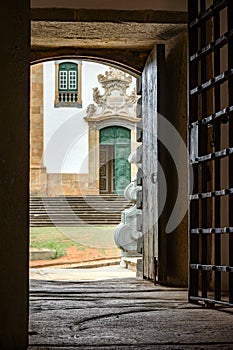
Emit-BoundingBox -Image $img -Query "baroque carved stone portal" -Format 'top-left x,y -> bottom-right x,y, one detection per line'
85,67 -> 138,124
84,68 -> 140,194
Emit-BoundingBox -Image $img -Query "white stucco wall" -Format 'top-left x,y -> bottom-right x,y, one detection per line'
43,60 -> 108,173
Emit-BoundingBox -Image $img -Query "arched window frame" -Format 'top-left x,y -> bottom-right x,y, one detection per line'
54,61 -> 82,108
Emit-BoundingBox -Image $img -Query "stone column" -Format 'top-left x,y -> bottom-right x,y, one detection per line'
30,64 -> 47,195
88,125 -> 100,194
0,2 -> 30,349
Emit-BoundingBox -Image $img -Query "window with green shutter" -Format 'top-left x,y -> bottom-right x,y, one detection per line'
59,63 -> 78,92
55,61 -> 82,108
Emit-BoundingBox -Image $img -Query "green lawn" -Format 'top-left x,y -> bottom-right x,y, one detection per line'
30,226 -> 118,258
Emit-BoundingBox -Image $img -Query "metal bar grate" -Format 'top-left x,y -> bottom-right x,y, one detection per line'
190,0 -> 227,28
190,105 -> 233,126
190,29 -> 233,62
188,0 -> 233,307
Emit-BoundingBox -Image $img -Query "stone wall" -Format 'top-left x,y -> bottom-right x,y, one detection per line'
47,173 -> 98,196
0,2 -> 30,348
30,64 -> 47,195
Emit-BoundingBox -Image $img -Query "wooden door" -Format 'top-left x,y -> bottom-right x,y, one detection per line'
99,126 -> 131,194
99,145 -> 114,194
141,47 -> 159,281
114,144 -> 131,194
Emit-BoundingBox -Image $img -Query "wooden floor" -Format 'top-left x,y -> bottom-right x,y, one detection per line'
29,278 -> 233,349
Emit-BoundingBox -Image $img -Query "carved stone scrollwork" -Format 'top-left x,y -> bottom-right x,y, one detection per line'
84,67 -> 140,125
92,87 -> 104,106
86,103 -> 97,117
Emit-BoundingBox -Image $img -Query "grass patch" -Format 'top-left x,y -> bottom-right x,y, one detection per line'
98,247 -> 106,255
30,227 -> 87,259
30,226 -> 118,259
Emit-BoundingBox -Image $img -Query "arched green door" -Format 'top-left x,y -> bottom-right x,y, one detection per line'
99,126 -> 131,195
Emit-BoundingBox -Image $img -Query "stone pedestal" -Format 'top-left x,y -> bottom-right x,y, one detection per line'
30,165 -> 47,196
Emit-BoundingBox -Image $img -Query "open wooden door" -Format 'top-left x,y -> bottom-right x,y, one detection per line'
141,48 -> 158,281
140,45 -> 166,282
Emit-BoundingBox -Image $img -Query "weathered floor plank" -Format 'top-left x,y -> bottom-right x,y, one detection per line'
29,278 -> 233,349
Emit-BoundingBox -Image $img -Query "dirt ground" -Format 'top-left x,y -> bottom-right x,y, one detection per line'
30,245 -> 121,268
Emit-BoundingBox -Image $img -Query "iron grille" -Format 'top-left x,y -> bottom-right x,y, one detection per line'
188,0 -> 233,307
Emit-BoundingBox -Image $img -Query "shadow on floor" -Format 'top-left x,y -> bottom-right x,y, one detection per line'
29,276 -> 233,349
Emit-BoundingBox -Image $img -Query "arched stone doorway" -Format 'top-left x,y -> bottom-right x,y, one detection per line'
1,3 -> 190,348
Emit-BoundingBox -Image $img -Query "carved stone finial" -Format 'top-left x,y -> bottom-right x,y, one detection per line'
97,68 -> 132,88
86,103 -> 97,117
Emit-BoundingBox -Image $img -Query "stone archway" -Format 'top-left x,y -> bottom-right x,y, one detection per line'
1,2 -> 189,348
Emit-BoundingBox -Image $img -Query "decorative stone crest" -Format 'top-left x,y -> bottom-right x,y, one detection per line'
84,67 -> 138,122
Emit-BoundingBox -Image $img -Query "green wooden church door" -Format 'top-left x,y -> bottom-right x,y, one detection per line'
100,126 -> 131,194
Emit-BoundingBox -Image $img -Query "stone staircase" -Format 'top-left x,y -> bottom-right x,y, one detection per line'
30,195 -> 132,227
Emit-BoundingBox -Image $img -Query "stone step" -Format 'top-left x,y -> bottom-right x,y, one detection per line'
30,195 -> 131,226
30,208 -> 127,211
30,195 -> 127,201
30,221 -> 121,226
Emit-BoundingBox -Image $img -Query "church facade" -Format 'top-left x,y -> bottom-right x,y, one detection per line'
30,61 -> 139,197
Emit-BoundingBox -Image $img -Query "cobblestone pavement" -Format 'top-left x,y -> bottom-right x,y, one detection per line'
29,277 -> 233,349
